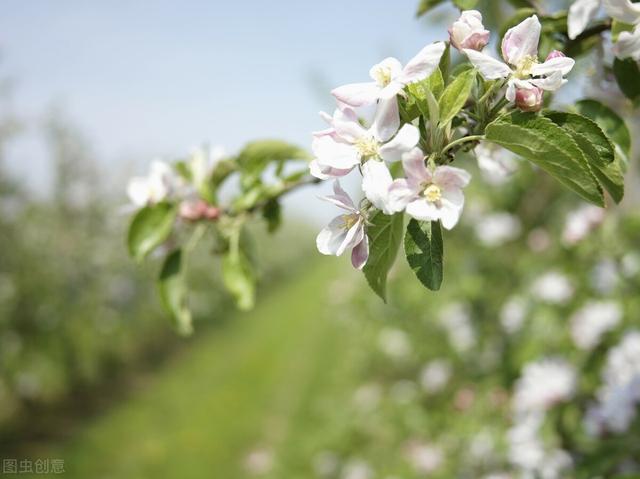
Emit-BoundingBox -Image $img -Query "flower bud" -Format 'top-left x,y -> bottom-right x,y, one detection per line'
515,86 -> 543,112
179,200 -> 220,221
545,50 -> 566,61
448,10 -> 490,51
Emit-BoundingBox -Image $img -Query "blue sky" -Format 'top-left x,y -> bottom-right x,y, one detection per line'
0,1 -> 456,219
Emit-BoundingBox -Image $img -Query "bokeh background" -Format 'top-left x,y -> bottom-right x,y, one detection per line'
1,1 -> 639,478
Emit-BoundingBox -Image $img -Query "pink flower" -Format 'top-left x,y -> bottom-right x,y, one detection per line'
449,10 -> 490,51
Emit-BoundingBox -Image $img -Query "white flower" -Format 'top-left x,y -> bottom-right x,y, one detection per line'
316,181 -> 369,269
475,212 -> 521,247
388,148 -> 471,229
332,42 -> 446,106
562,204 -> 605,245
531,271 -> 574,304
126,160 -> 181,208
419,359 -> 452,393
500,296 -> 528,334
464,15 -> 575,106
189,145 -> 225,194
404,441 -> 443,474
591,258 -> 619,294
378,328 -> 412,359
604,0 -> 640,60
341,459 -> 373,479
310,99 -> 419,180
474,142 -> 517,183
449,10 -> 490,51
570,300 -> 622,350
439,303 -> 476,352
513,358 -> 576,413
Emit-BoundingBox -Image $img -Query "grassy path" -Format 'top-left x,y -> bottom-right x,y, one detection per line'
28,260 -> 361,479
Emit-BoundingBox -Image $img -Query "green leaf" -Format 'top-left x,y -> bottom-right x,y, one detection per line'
416,0 -> 445,16
612,19 -> 634,42
362,212 -> 404,302
222,228 -> 256,311
406,68 -> 445,121
438,69 -> 476,126
237,140 -> 310,189
158,249 -> 193,336
575,99 -> 631,157
453,0 -> 478,9
404,219 -> 444,291
439,41 -> 451,84
544,111 -> 624,203
485,111 -> 604,206
262,198 -> 281,233
127,202 -> 177,262
613,57 -> 640,102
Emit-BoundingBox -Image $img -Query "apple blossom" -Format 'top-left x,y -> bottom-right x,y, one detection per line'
316,181 -> 369,270
513,359 -> 576,413
331,42 -> 446,107
568,0 -> 602,39
310,99 -> 419,180
463,15 -> 575,106
127,160 -> 182,208
603,0 -> 640,60
179,199 -> 220,221
514,85 -> 544,112
388,148 -> 471,229
449,10 -> 490,51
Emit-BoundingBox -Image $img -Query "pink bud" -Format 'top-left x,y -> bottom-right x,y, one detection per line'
515,86 -> 543,112
179,200 -> 220,221
545,50 -> 566,61
448,10 -> 490,52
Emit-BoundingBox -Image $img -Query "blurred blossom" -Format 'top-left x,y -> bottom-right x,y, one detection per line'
562,204 -> 605,245
483,474 -> 512,479
527,228 -> 551,253
313,451 -> 340,477
439,303 -> 476,353
419,359 -> 452,394
243,448 -> 274,476
341,459 -> 373,479
378,328 -> 412,360
454,387 -> 476,411
353,383 -> 382,411
404,440 -> 443,474
531,271 -> 574,305
513,359 -> 576,413
474,143 -> 517,184
622,252 -> 640,278
590,258 -> 619,294
585,330 -> 640,434
390,380 -> 418,404
469,430 -> 495,462
126,160 -> 183,208
474,213 -> 521,247
570,300 -> 622,350
500,296 -> 528,334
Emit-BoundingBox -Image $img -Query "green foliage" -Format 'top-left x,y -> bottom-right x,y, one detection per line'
452,0 -> 478,9
575,99 -> 631,157
157,249 -> 193,336
404,219 -> 444,291
405,68 -> 445,122
236,139 -> 310,189
222,227 -> 257,311
127,203 -> 177,262
416,0 -> 446,16
485,111 -> 605,206
262,198 -> 282,233
438,69 -> 476,127
362,211 -> 404,302
613,58 -> 640,103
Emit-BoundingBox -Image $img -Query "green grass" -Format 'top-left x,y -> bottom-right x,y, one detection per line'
26,259 -> 363,479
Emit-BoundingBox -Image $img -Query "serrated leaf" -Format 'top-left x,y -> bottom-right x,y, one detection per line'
416,0 -> 446,17
127,202 -> 177,262
545,111 -> 624,203
404,219 -> 443,291
158,249 -> 193,336
438,69 -> 476,126
613,57 -> 640,102
485,111 -> 604,206
362,212 -> 404,302
575,99 -> 631,157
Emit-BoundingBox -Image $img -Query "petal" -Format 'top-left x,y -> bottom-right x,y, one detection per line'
501,15 -> 541,65
388,179 -> 420,212
438,198 -> 463,230
401,147 -> 431,183
127,177 -> 150,207
351,234 -> 370,270
369,57 -> 403,83
362,160 -> 394,214
568,0 -> 601,39
613,27 -> 640,60
321,180 -> 357,211
463,49 -> 512,80
531,56 -> 575,76
331,82 -> 381,107
378,81 -> 405,100
316,216 -> 348,256
440,185 -> 465,209
337,218 -> 365,256
379,124 -> 420,162
506,79 -> 517,102
371,98 -> 400,142
529,70 -> 565,91
405,199 -> 441,222
333,117 -> 368,144
398,42 -> 447,84
434,165 -> 471,189
312,136 -> 361,170
602,0 -> 640,24
309,159 -> 353,180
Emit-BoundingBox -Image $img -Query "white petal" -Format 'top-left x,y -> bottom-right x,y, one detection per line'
369,57 -> 403,83
529,70 -> 565,91
127,177 -> 151,207
379,124 -> 420,162
501,15 -> 541,65
613,27 -> 640,60
438,198 -> 463,230
531,56 -> 575,76
337,219 -> 365,256
398,42 -> 447,84
378,81 -> 405,100
463,49 -> 512,80
568,0 -> 601,39
506,79 -> 517,102
351,235 -> 369,270
362,160 -> 394,214
602,0 -> 640,24
316,216 -> 349,256
434,165 -> 471,189
401,147 -> 431,184
312,136 -> 361,170
331,82 -> 381,107
333,117 -> 368,144
405,199 -> 441,222
371,98 -> 400,143
321,180 -> 357,211
388,179 -> 420,212
309,159 -> 353,180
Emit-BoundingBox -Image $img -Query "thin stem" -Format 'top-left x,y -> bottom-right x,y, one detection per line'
441,135 -> 484,155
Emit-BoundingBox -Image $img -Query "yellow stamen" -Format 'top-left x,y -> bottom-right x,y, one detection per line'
372,65 -> 392,87
423,184 -> 442,203
514,55 -> 538,79
355,137 -> 380,158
